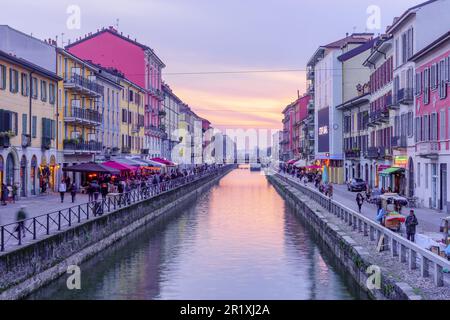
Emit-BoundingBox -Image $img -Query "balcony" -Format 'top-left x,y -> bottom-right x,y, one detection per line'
307,100 -> 314,111
63,140 -> 103,155
141,148 -> 149,155
131,124 -> 140,134
385,93 -> 398,110
366,146 -> 386,159
417,141 -> 439,159
345,149 -> 361,159
64,74 -> 104,97
158,110 -> 167,117
368,109 -> 389,126
41,137 -> 51,150
307,84 -> 314,95
64,105 -> 102,126
395,88 -> 413,105
391,136 -> 407,149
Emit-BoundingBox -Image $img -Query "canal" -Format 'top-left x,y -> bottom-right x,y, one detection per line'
27,170 -> 366,300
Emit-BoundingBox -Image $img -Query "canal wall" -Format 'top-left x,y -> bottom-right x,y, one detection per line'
267,174 -> 422,300
0,166 -> 234,300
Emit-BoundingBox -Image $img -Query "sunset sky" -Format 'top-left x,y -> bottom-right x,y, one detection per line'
1,0 -> 423,130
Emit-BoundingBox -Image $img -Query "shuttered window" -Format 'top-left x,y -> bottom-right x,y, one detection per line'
0,64 -> 6,90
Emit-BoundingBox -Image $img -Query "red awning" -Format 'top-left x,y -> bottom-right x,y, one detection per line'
287,159 -> 298,165
102,161 -> 138,172
151,157 -> 176,166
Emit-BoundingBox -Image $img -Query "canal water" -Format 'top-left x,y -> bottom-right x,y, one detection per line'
27,170 -> 366,300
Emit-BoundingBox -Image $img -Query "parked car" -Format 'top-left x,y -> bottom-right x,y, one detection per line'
347,178 -> 367,192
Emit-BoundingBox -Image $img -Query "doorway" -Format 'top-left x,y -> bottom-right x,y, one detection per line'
440,163 -> 447,212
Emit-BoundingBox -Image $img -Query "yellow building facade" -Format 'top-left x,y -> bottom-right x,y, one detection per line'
119,78 -> 145,156
0,50 -> 61,196
56,49 -> 104,166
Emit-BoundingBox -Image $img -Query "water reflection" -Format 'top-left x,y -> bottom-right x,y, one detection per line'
28,170 -> 365,300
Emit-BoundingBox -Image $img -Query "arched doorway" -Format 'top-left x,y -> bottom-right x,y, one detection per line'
408,157 -> 414,198
31,155 -> 37,195
20,155 -> 27,197
6,153 -> 15,186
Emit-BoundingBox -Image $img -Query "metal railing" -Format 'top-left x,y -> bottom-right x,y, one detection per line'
65,106 -> 102,124
64,74 -> 104,96
277,172 -> 450,288
0,165 -> 231,252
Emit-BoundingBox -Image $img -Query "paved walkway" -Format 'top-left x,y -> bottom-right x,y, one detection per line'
0,193 -> 90,226
281,173 -> 447,238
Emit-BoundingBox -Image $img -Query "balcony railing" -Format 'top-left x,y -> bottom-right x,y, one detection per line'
122,146 -> 131,154
391,136 -> 407,149
65,106 -> 102,125
385,93 -> 398,110
417,141 -> 439,158
64,74 -> 104,97
21,134 -> 31,148
307,69 -> 315,80
368,109 -> 389,126
63,141 -> 103,154
395,88 -> 413,105
345,149 -> 361,159
365,146 -> 386,159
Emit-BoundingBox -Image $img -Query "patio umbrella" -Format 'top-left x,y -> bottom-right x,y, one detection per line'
62,162 -> 120,175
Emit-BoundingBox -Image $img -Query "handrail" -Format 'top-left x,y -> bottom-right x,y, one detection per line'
276,171 -> 450,287
0,165 -> 232,253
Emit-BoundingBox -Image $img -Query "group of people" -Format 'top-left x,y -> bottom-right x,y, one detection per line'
57,164 -> 218,206
1,183 -> 18,206
279,164 -> 333,198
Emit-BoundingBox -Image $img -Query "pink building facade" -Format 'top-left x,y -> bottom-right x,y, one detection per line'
66,27 -> 166,157
412,31 -> 450,211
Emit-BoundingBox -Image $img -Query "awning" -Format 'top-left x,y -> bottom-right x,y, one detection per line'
306,165 -> 322,170
287,159 -> 298,165
102,161 -> 138,172
114,158 -> 143,167
62,162 -> 120,174
379,167 -> 404,176
293,159 -> 307,167
151,157 -> 176,166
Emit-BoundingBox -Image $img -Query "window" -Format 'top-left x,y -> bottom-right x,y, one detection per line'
425,163 -> 429,189
0,64 -> 6,90
431,63 -> 438,90
22,114 -> 27,135
9,68 -> 19,93
424,68 -> 430,105
439,59 -> 447,99
431,112 -> 438,141
415,72 -> 422,96
32,116 -> 37,138
122,109 -> 128,123
440,109 -> 446,141
424,114 -> 429,141
49,83 -> 56,104
417,162 -> 421,187
31,77 -> 38,99
407,111 -> 413,137
21,73 -> 28,96
40,80 -> 47,102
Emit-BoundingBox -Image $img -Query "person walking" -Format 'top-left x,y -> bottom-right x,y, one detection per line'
16,205 -> 27,239
356,193 -> 364,213
59,179 -> 67,203
100,181 -> 108,199
405,210 -> 419,242
70,182 -> 78,203
1,183 -> 7,206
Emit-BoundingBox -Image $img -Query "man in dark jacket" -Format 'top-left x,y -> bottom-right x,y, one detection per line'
405,210 -> 419,242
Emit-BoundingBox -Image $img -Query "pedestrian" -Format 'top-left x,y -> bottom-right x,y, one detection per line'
16,205 -> 27,239
405,210 -> 418,242
12,184 -> 18,203
59,179 -> 67,203
87,182 -> 95,202
1,183 -> 7,206
70,182 -> 78,203
376,202 -> 386,225
101,181 -> 108,199
328,183 -> 333,199
356,193 -> 364,213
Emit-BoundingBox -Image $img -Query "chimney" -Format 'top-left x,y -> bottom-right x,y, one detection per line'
297,90 -> 300,98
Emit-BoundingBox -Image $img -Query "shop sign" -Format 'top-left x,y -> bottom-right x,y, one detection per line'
377,164 -> 390,172
393,155 -> 408,168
